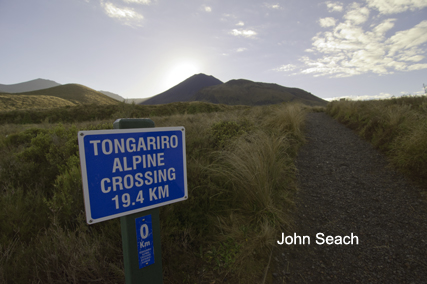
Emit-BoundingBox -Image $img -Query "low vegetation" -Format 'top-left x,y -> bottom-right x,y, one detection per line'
0,102 -> 308,283
327,95 -> 427,187
0,101 -> 247,125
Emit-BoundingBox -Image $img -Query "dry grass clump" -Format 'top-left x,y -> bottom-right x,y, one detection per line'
391,119 -> 427,179
263,103 -> 307,141
209,131 -> 296,279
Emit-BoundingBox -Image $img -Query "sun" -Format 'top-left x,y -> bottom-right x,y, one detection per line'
164,61 -> 199,90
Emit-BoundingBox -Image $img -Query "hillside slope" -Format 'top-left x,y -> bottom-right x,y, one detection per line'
0,84 -> 119,111
0,78 -> 61,93
142,73 -> 223,105
99,90 -> 125,102
193,79 -> 326,106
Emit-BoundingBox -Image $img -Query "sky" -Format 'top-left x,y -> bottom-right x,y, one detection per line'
1,0 -> 426,101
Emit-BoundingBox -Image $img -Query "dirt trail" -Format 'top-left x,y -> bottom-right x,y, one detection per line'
272,112 -> 427,283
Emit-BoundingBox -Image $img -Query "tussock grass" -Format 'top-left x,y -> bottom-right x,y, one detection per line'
0,103 -> 306,283
263,103 -> 307,141
327,95 -> 427,186
0,94 -> 76,111
209,131 -> 296,275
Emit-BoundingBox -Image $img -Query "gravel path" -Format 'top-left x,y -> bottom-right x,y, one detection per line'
272,112 -> 427,283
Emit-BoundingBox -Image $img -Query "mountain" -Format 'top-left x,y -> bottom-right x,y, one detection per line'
99,90 -> 124,102
0,84 -> 119,111
0,78 -> 61,93
193,79 -> 327,106
141,73 -> 223,105
0,79 -> 124,102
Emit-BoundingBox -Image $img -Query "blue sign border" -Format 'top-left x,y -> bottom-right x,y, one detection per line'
78,127 -> 188,224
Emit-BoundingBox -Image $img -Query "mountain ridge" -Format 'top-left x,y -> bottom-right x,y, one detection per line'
0,78 -> 61,93
193,79 -> 326,106
141,73 -> 223,105
0,84 -> 119,111
0,78 -> 125,101
141,74 -> 326,106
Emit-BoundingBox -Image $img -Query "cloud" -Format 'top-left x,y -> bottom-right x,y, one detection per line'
236,21 -> 245,26
274,64 -> 297,72
265,3 -> 281,9
319,17 -> 336,27
230,29 -> 257,38
236,47 -> 247,52
123,0 -> 152,4
366,0 -> 427,14
204,6 -> 212,12
325,1 -> 344,12
101,1 -> 143,26
386,20 -> 427,56
344,2 -> 369,25
325,92 -> 394,101
298,1 -> 427,78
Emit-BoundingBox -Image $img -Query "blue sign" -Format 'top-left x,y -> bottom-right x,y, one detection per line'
135,214 -> 155,269
78,127 -> 187,224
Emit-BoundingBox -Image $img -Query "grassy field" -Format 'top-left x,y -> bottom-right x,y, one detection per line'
327,95 -> 427,189
0,102 -> 309,283
0,94 -> 76,111
0,101 -> 247,125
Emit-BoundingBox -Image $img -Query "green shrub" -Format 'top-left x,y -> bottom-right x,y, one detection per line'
7,124 -> 79,195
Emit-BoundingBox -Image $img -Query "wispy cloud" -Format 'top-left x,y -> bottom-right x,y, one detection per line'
236,21 -> 245,26
265,3 -> 281,9
366,0 -> 427,14
325,1 -> 343,12
325,92 -> 394,101
319,17 -> 336,27
326,90 -> 426,101
123,0 -> 152,4
101,1 -> 143,27
204,6 -> 212,12
236,47 -> 247,52
298,2 -> 427,78
274,64 -> 297,72
230,29 -> 257,38
344,2 -> 369,25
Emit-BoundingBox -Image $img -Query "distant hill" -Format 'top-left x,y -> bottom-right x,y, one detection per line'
99,90 -> 124,102
141,73 -> 223,105
193,79 -> 327,106
0,79 -> 124,102
0,78 -> 61,93
0,84 -> 119,111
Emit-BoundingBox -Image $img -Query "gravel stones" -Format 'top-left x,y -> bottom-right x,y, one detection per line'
273,112 -> 427,283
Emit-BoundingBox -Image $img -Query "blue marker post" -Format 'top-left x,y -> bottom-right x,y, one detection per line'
114,118 -> 163,284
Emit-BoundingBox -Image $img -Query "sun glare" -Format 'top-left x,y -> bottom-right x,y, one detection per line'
164,62 -> 199,90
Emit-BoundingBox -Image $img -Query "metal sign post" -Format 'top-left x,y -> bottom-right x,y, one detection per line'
78,118 -> 188,284
114,118 -> 162,284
